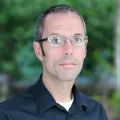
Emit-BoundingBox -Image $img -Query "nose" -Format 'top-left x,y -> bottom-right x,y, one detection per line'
64,39 -> 73,56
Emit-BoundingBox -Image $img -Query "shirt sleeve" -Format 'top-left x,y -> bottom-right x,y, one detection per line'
0,108 -> 14,120
99,103 -> 108,120
0,108 -> 6,120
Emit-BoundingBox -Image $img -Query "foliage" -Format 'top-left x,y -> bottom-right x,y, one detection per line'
0,0 -> 116,80
93,92 -> 120,119
108,92 -> 120,116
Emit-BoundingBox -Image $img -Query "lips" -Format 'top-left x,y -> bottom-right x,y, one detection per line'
59,62 -> 76,66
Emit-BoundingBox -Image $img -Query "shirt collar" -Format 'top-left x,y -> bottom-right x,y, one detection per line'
72,84 -> 90,112
29,75 -> 56,113
29,74 -> 91,113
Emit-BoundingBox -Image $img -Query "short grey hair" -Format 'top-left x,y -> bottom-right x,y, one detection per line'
35,4 -> 87,40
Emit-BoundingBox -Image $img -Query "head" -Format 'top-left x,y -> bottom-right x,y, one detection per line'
33,4 -> 88,81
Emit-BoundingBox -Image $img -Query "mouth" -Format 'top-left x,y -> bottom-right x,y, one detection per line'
59,62 -> 76,67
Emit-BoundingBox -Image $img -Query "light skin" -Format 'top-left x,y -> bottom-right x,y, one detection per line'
33,12 -> 88,103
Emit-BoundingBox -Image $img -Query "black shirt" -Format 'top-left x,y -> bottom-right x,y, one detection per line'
0,75 -> 108,120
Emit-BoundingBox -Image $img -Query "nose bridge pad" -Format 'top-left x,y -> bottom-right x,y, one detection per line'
64,38 -> 73,56
65,37 -> 73,45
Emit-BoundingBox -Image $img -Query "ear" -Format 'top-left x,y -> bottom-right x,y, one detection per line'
85,39 -> 88,47
33,41 -> 43,61
84,49 -> 87,59
84,40 -> 88,59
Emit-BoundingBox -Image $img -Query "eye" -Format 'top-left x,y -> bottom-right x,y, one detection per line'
48,35 -> 65,47
50,36 -> 64,45
74,37 -> 83,42
52,37 -> 61,44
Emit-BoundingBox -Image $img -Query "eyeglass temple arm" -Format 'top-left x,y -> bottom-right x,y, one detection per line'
35,38 -> 47,56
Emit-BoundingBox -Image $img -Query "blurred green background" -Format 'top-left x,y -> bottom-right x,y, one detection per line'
0,0 -> 120,119
0,0 -> 115,80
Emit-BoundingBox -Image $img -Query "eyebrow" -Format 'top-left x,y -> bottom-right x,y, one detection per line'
49,33 -> 84,36
74,33 -> 84,36
49,33 -> 59,35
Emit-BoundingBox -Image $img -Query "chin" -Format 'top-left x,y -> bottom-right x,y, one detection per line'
57,72 -> 78,81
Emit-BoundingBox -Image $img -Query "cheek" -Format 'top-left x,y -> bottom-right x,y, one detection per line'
45,46 -> 63,60
75,48 -> 86,59
43,50 -> 61,66
43,42 -> 62,56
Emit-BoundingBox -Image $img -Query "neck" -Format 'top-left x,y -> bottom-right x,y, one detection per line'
42,73 -> 75,103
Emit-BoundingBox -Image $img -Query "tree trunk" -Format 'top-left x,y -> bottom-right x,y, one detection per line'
0,73 -> 12,101
115,0 -> 120,92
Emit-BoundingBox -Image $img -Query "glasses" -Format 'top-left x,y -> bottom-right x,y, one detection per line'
36,34 -> 88,47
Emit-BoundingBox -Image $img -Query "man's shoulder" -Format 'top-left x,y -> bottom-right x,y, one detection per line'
78,92 -> 97,103
0,86 -> 34,110
0,85 -> 37,119
76,92 -> 107,119
78,91 -> 105,111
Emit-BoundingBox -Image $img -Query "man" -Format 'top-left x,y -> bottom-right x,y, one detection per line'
0,4 -> 108,120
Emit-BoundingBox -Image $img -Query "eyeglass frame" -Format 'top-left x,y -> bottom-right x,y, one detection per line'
35,34 -> 88,47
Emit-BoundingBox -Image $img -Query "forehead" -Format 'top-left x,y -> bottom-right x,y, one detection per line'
43,12 -> 84,36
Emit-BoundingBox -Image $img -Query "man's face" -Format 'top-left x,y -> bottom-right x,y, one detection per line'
35,12 -> 87,81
